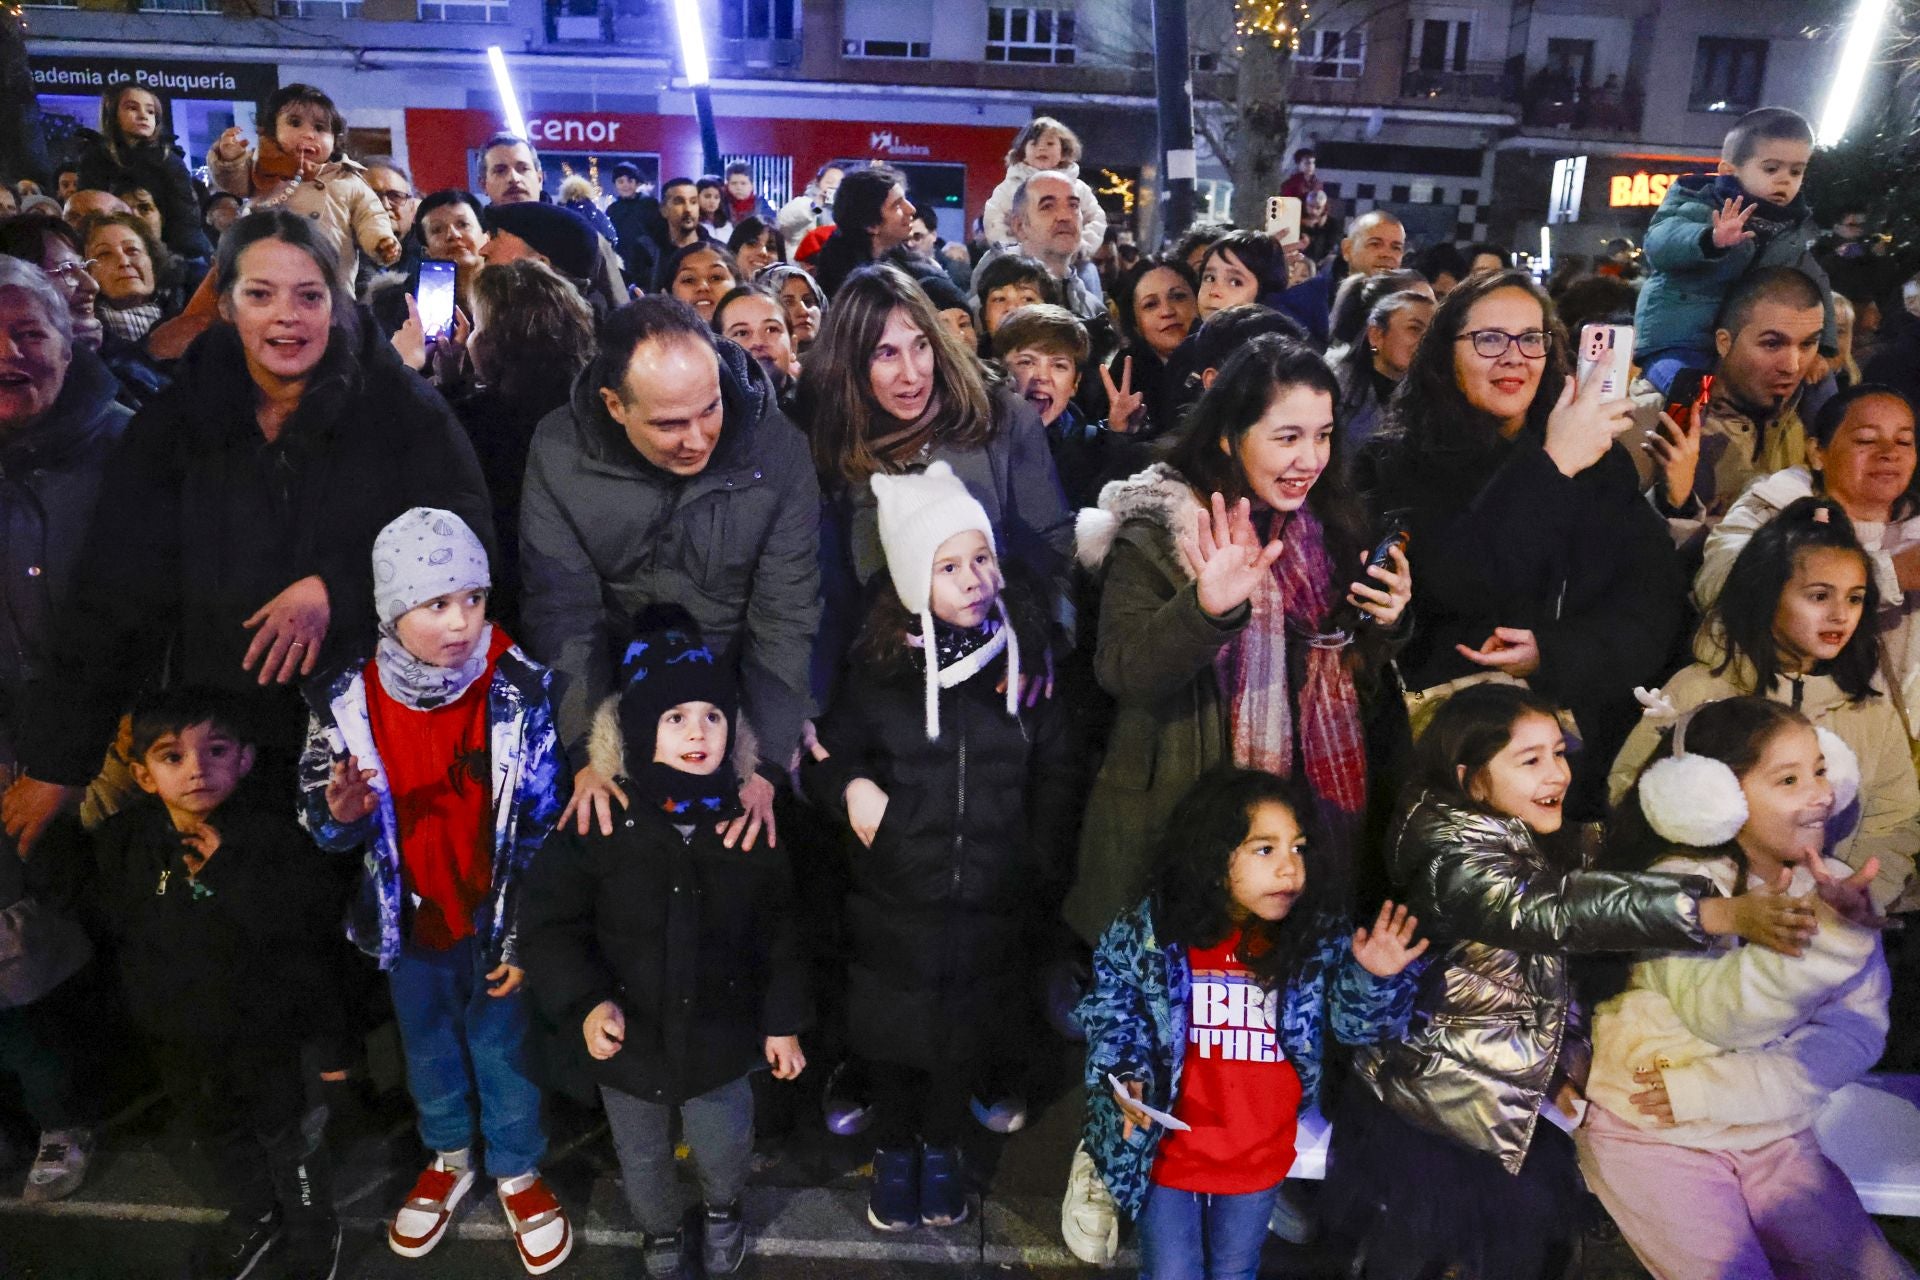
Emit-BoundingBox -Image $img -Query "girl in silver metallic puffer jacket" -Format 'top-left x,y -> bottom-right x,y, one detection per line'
1322,682 -> 1820,1280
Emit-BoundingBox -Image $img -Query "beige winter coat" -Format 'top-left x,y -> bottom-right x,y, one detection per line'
1585,854 -> 1887,1151
1608,647 -> 1920,912
207,140 -> 395,291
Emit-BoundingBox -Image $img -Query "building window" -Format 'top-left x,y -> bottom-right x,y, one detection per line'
274,0 -> 363,13
1305,28 -> 1365,80
986,6 -> 1077,65
134,0 -> 224,11
843,39 -> 931,59
1689,37 -> 1767,113
721,0 -> 798,40
420,0 -> 510,19
1409,17 -> 1471,72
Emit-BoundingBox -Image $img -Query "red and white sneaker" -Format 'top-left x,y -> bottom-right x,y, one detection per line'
388,1155 -> 476,1258
499,1174 -> 573,1275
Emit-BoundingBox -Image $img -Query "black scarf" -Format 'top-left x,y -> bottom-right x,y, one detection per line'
625,760 -> 744,825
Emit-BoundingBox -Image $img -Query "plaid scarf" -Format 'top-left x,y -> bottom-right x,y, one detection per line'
99,300 -> 163,345
1212,507 -> 1368,821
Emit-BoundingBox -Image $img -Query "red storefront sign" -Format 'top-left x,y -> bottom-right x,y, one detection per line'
404,108 -> 1016,220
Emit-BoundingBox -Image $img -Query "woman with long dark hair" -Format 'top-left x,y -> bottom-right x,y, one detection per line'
3,211 -> 491,846
1354,268 -> 1685,818
799,263 -> 1074,683
1107,255 -> 1198,439
1067,335 -> 1413,946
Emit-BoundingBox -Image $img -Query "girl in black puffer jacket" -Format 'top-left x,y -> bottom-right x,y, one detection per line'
75,83 -> 213,263
804,462 -> 1081,1235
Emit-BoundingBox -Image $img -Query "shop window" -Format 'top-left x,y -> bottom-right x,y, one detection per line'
1689,37 -> 1767,113
986,6 -> 1077,65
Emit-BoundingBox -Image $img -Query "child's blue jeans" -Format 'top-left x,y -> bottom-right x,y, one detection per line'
1136,1180 -> 1283,1280
388,934 -> 546,1179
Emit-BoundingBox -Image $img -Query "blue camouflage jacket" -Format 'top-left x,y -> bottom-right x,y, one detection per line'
298,642 -> 568,971
1077,899 -> 1421,1217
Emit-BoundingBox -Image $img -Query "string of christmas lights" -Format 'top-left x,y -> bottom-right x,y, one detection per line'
1233,0 -> 1307,53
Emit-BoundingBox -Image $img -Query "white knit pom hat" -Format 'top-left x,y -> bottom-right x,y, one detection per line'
870,461 -> 1020,740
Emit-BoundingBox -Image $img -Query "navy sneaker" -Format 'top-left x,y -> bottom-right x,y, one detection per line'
918,1144 -> 968,1228
702,1200 -> 747,1274
640,1229 -> 693,1278
865,1147 -> 919,1232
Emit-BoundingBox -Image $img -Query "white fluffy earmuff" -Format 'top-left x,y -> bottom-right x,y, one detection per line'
1816,726 -> 1861,815
1635,690 -> 1749,847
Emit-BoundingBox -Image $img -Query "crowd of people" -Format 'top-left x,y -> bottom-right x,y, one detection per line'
1,80 -> 1917,1280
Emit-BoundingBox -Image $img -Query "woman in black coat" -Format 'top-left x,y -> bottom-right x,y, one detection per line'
5,210 -> 492,845
1354,269 -> 1685,819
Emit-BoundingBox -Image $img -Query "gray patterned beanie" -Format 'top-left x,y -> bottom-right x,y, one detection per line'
372,507 -> 491,628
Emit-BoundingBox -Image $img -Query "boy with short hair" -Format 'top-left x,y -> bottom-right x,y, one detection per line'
991,303 -> 1147,508
93,686 -> 343,1280
1634,105 -> 1838,392
298,507 -> 572,1276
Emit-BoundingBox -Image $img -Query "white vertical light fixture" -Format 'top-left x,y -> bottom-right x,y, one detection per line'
1538,225 -> 1552,277
671,0 -> 711,87
486,46 -> 529,141
1818,0 -> 1892,146
671,0 -> 723,175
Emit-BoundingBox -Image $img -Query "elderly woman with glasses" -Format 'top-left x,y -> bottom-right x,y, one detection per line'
1352,268 -> 1687,819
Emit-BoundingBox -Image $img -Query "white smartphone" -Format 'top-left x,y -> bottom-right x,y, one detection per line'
1265,195 -> 1302,244
1576,323 -> 1634,399
414,259 -> 457,342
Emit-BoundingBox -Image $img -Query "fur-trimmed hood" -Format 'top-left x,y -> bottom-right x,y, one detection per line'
586,695 -> 760,785
1074,463 -> 1202,576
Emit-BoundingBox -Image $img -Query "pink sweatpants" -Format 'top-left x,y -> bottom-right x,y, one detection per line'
1576,1105 -> 1915,1280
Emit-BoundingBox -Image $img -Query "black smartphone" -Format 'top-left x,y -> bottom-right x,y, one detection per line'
1338,524 -> 1409,631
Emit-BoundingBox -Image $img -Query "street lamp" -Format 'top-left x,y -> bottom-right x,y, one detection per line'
486,46 -> 529,142
1818,0 -> 1892,146
671,0 -> 724,176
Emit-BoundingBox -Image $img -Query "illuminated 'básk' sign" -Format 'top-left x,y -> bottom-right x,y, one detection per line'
1609,172 -> 1676,208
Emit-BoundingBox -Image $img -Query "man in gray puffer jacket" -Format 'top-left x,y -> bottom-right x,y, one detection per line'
519,297 -> 820,848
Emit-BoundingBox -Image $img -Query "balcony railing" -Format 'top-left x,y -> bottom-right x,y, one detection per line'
1399,60 -> 1512,104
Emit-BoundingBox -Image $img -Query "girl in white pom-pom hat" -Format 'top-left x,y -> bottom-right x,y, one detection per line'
802,460 -> 1080,1236
1608,496 -> 1919,915
1587,694 -> 1910,1280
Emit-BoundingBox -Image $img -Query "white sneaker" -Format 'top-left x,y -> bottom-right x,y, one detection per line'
498,1173 -> 573,1275
1059,1142 -> 1120,1265
21,1128 -> 93,1204
388,1154 -> 475,1258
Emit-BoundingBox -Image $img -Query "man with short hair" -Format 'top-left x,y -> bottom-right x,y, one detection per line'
810,166 -> 938,297
480,134 -> 542,207
1639,266 -> 1827,534
54,166 -> 81,204
519,297 -> 819,850
363,158 -> 419,242
645,177 -> 713,291
62,190 -> 129,233
977,172 -> 1101,320
1338,209 -> 1406,279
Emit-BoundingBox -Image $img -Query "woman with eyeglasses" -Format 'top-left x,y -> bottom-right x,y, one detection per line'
1353,268 -> 1685,819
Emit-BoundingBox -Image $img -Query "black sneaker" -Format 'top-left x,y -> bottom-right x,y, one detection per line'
640,1229 -> 693,1279
283,1218 -> 342,1280
185,1210 -> 282,1280
919,1144 -> 968,1228
702,1200 -> 747,1274
865,1147 -> 918,1232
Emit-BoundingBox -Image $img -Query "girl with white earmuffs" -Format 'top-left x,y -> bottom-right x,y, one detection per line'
1587,693 -> 1913,1280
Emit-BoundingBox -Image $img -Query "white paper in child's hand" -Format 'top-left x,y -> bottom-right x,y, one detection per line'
1107,1073 -> 1192,1131
1539,1095 -> 1588,1135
